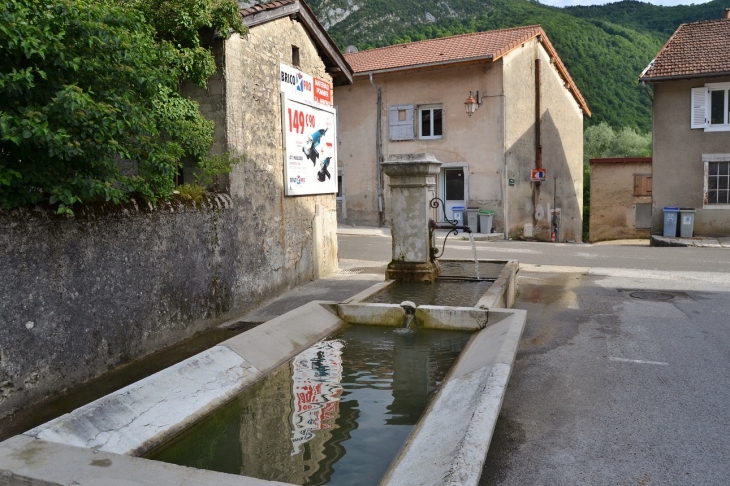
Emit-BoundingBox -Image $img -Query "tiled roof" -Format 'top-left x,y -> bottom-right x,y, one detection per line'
240,0 -> 296,18
345,25 -> 542,73
345,25 -> 590,116
641,18 -> 730,81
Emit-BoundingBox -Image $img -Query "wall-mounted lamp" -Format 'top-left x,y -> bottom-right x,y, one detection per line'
464,91 -> 484,117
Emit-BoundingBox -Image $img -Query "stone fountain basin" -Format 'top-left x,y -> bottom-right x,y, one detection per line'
0,262 -> 523,486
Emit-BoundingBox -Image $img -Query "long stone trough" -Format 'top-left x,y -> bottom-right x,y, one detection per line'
0,261 -> 523,486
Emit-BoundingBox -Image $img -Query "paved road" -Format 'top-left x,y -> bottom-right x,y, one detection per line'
338,234 -> 730,485
338,234 -> 730,274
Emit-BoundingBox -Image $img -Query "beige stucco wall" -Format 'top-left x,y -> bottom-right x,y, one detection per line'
652,76 -> 730,236
335,38 -> 584,240
334,62 -> 505,228
503,38 -> 584,242
186,17 -> 338,298
332,77 -> 380,225
589,161 -> 652,241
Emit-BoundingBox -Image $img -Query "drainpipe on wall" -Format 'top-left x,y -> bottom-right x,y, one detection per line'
533,58 -> 542,233
369,73 -> 385,227
502,94 -> 509,240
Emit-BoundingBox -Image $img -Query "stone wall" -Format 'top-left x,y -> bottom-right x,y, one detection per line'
0,16 -> 338,418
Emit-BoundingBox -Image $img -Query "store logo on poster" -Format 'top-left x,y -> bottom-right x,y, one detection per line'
280,63 -> 331,106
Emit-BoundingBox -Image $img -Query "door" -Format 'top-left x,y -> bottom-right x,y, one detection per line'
442,168 -> 465,222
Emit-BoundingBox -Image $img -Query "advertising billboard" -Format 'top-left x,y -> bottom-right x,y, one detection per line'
280,63 -> 337,196
281,92 -> 338,196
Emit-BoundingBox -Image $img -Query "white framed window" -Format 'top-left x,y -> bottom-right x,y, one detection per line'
691,83 -> 730,131
419,105 -> 443,140
703,154 -> 730,208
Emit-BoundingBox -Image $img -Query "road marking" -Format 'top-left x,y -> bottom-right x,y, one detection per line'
609,357 -> 669,366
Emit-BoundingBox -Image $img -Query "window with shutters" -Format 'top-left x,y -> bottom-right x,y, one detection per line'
389,105 -> 414,141
633,174 -> 652,196
419,105 -> 443,140
691,83 -> 730,131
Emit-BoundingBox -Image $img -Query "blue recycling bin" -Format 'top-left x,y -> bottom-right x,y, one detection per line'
451,206 -> 466,225
663,206 -> 679,237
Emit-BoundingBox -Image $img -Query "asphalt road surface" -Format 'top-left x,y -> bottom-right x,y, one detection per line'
338,234 -> 730,485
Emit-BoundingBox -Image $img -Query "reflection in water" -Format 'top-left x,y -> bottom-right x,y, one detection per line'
148,326 -> 472,486
291,341 -> 343,455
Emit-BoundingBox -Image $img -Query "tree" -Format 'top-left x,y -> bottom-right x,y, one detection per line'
0,0 -> 244,213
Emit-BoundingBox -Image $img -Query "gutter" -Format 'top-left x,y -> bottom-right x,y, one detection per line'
369,73 -> 385,226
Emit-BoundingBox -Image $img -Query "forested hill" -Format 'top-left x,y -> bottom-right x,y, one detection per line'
307,0 -> 730,132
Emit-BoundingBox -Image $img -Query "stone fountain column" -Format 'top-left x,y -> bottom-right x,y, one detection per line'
382,153 -> 441,282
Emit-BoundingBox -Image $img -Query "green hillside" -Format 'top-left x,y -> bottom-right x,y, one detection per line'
309,0 -> 730,132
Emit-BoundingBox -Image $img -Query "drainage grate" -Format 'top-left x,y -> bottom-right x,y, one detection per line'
337,269 -> 363,275
629,291 -> 675,301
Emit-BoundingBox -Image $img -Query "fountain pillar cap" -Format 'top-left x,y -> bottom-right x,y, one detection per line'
382,153 -> 442,178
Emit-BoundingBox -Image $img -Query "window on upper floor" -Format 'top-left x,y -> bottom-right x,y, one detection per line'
419,105 -> 443,140
292,45 -> 300,67
691,83 -> 730,131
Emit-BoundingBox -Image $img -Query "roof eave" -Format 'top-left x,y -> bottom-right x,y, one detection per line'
242,0 -> 353,84
351,55 -> 495,76
641,71 -> 730,83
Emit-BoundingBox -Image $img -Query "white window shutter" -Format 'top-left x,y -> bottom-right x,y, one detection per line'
691,87 -> 708,129
389,105 -> 414,141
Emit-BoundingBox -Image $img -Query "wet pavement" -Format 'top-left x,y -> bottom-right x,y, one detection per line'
481,270 -> 730,485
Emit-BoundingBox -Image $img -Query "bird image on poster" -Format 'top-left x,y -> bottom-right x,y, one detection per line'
317,157 -> 331,182
303,128 -> 328,165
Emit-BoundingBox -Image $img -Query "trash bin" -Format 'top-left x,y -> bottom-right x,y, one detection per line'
466,207 -> 479,232
679,208 -> 696,237
479,208 -> 495,234
451,205 -> 466,225
663,207 -> 679,237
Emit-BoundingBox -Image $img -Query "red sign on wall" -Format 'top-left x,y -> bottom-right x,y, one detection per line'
531,168 -> 547,182
313,77 -> 332,105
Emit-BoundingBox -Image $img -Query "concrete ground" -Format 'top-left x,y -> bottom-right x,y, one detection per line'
337,228 -> 730,485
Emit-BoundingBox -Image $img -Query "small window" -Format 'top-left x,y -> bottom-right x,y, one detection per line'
292,45 -> 300,67
708,161 -> 730,204
633,174 -> 652,196
419,105 -> 443,139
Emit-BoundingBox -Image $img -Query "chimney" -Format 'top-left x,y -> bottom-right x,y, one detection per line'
725,8 -> 730,19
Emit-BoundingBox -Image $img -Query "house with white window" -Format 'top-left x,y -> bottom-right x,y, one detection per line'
334,26 -> 590,241
640,12 -> 730,236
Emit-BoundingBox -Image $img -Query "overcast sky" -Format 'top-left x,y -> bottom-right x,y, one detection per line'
538,0 -> 713,6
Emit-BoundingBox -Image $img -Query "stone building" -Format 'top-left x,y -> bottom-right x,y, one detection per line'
334,26 -> 590,241
589,157 -> 652,242
640,12 -> 730,236
0,0 -> 352,418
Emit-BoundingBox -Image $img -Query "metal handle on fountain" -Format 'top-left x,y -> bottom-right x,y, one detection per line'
428,197 -> 472,260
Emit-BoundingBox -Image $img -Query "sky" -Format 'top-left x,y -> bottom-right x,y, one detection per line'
538,0 -> 714,6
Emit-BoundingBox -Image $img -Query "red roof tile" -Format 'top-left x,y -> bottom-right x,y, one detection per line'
641,18 -> 730,81
345,25 -> 590,116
